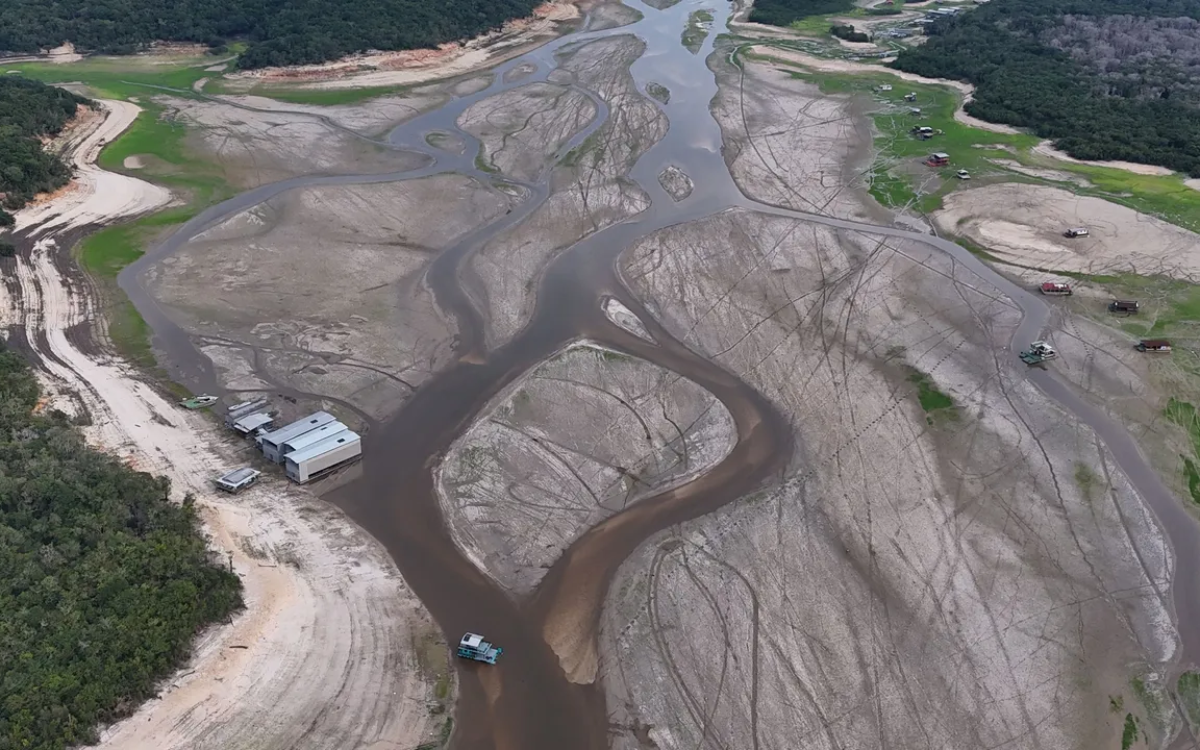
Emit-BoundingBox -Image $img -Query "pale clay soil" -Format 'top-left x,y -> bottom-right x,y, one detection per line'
601,208 -> 1175,750
1,92 -> 443,750
7,11 -> 1196,750
935,182 -> 1200,280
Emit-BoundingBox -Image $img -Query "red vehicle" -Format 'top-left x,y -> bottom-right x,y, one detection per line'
1040,281 -> 1072,296
926,152 -> 950,167
1136,339 -> 1172,353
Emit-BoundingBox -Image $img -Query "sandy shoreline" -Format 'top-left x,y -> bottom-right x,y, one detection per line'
16,99 -> 172,235
2,93 -> 442,749
224,0 -> 581,91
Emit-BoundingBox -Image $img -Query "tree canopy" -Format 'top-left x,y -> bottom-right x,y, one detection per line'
0,343 -> 242,750
0,77 -> 87,226
892,0 -> 1200,175
0,0 -> 545,70
748,0 -> 855,26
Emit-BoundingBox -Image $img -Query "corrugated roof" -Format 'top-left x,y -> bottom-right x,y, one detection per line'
219,467 -> 260,485
286,430 -> 361,465
282,421 -> 347,454
260,411 -> 336,446
233,412 -> 274,432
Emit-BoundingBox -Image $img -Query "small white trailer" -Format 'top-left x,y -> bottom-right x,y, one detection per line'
285,431 -> 362,484
215,467 -> 261,494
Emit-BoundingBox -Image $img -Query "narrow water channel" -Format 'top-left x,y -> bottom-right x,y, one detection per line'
120,0 -> 1200,747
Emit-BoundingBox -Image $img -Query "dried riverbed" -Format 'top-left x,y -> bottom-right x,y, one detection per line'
72,1 -> 1200,749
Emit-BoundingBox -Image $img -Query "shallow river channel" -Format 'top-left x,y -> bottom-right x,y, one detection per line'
120,0 -> 1200,747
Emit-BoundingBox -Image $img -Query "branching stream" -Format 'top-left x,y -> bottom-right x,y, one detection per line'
121,0 -> 1200,747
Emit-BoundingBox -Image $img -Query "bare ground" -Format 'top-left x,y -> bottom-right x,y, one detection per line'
935,183 -> 1200,280
1,236 -> 447,750
710,57 -> 886,222
469,34 -> 668,346
458,81 -> 598,182
165,96 -> 429,189
594,208 -> 1175,750
145,175 -> 510,419
438,343 -> 735,593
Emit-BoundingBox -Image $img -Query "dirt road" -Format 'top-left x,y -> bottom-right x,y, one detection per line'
0,95 -> 444,750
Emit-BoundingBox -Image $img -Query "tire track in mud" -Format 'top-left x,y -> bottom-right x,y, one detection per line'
118,3 -> 1200,750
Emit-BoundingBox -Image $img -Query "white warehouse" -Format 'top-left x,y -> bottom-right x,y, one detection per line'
278,420 -> 348,460
259,411 -> 336,463
285,430 -> 362,483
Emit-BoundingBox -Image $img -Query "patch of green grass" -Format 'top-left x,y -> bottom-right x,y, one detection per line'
598,348 -> 631,362
782,66 -> 1038,212
904,366 -> 958,422
1178,672 -> 1200,729
13,57 -> 238,368
232,84 -> 411,106
1110,694 -> 1124,713
0,56 -> 212,100
868,169 -> 918,209
1074,462 -> 1101,502
1165,398 -> 1200,505
683,9 -> 716,54
787,8 -> 865,36
474,150 -> 499,174
757,53 -> 1200,230
1122,713 -> 1138,750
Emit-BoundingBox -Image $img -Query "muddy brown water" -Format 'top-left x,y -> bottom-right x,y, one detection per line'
118,0 -> 1200,746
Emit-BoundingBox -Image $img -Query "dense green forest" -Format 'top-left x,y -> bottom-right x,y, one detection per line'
0,0 -> 544,69
0,343 -> 242,750
748,0 -> 854,26
0,78 -> 87,226
892,0 -> 1200,175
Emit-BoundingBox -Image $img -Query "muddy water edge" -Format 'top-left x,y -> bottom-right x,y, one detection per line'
115,0 -> 1200,747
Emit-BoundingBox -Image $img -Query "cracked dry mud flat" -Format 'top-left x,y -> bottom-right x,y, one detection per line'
602,209 -> 1175,749
122,1 -> 1194,749
439,344 -> 734,592
146,175 -> 508,420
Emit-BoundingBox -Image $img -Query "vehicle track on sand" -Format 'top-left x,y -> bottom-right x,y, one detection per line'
122,0 -> 1200,748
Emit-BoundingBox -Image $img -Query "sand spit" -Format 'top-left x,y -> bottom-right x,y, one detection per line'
1033,140 -> 1176,177
2,89 -> 443,750
935,183 -> 1200,279
16,100 -> 171,235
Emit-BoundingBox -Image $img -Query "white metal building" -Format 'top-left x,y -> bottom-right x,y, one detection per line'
215,467 -> 261,494
231,412 -> 274,436
285,430 -> 362,483
279,420 -> 347,460
259,411 -> 336,463
225,398 -> 268,428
